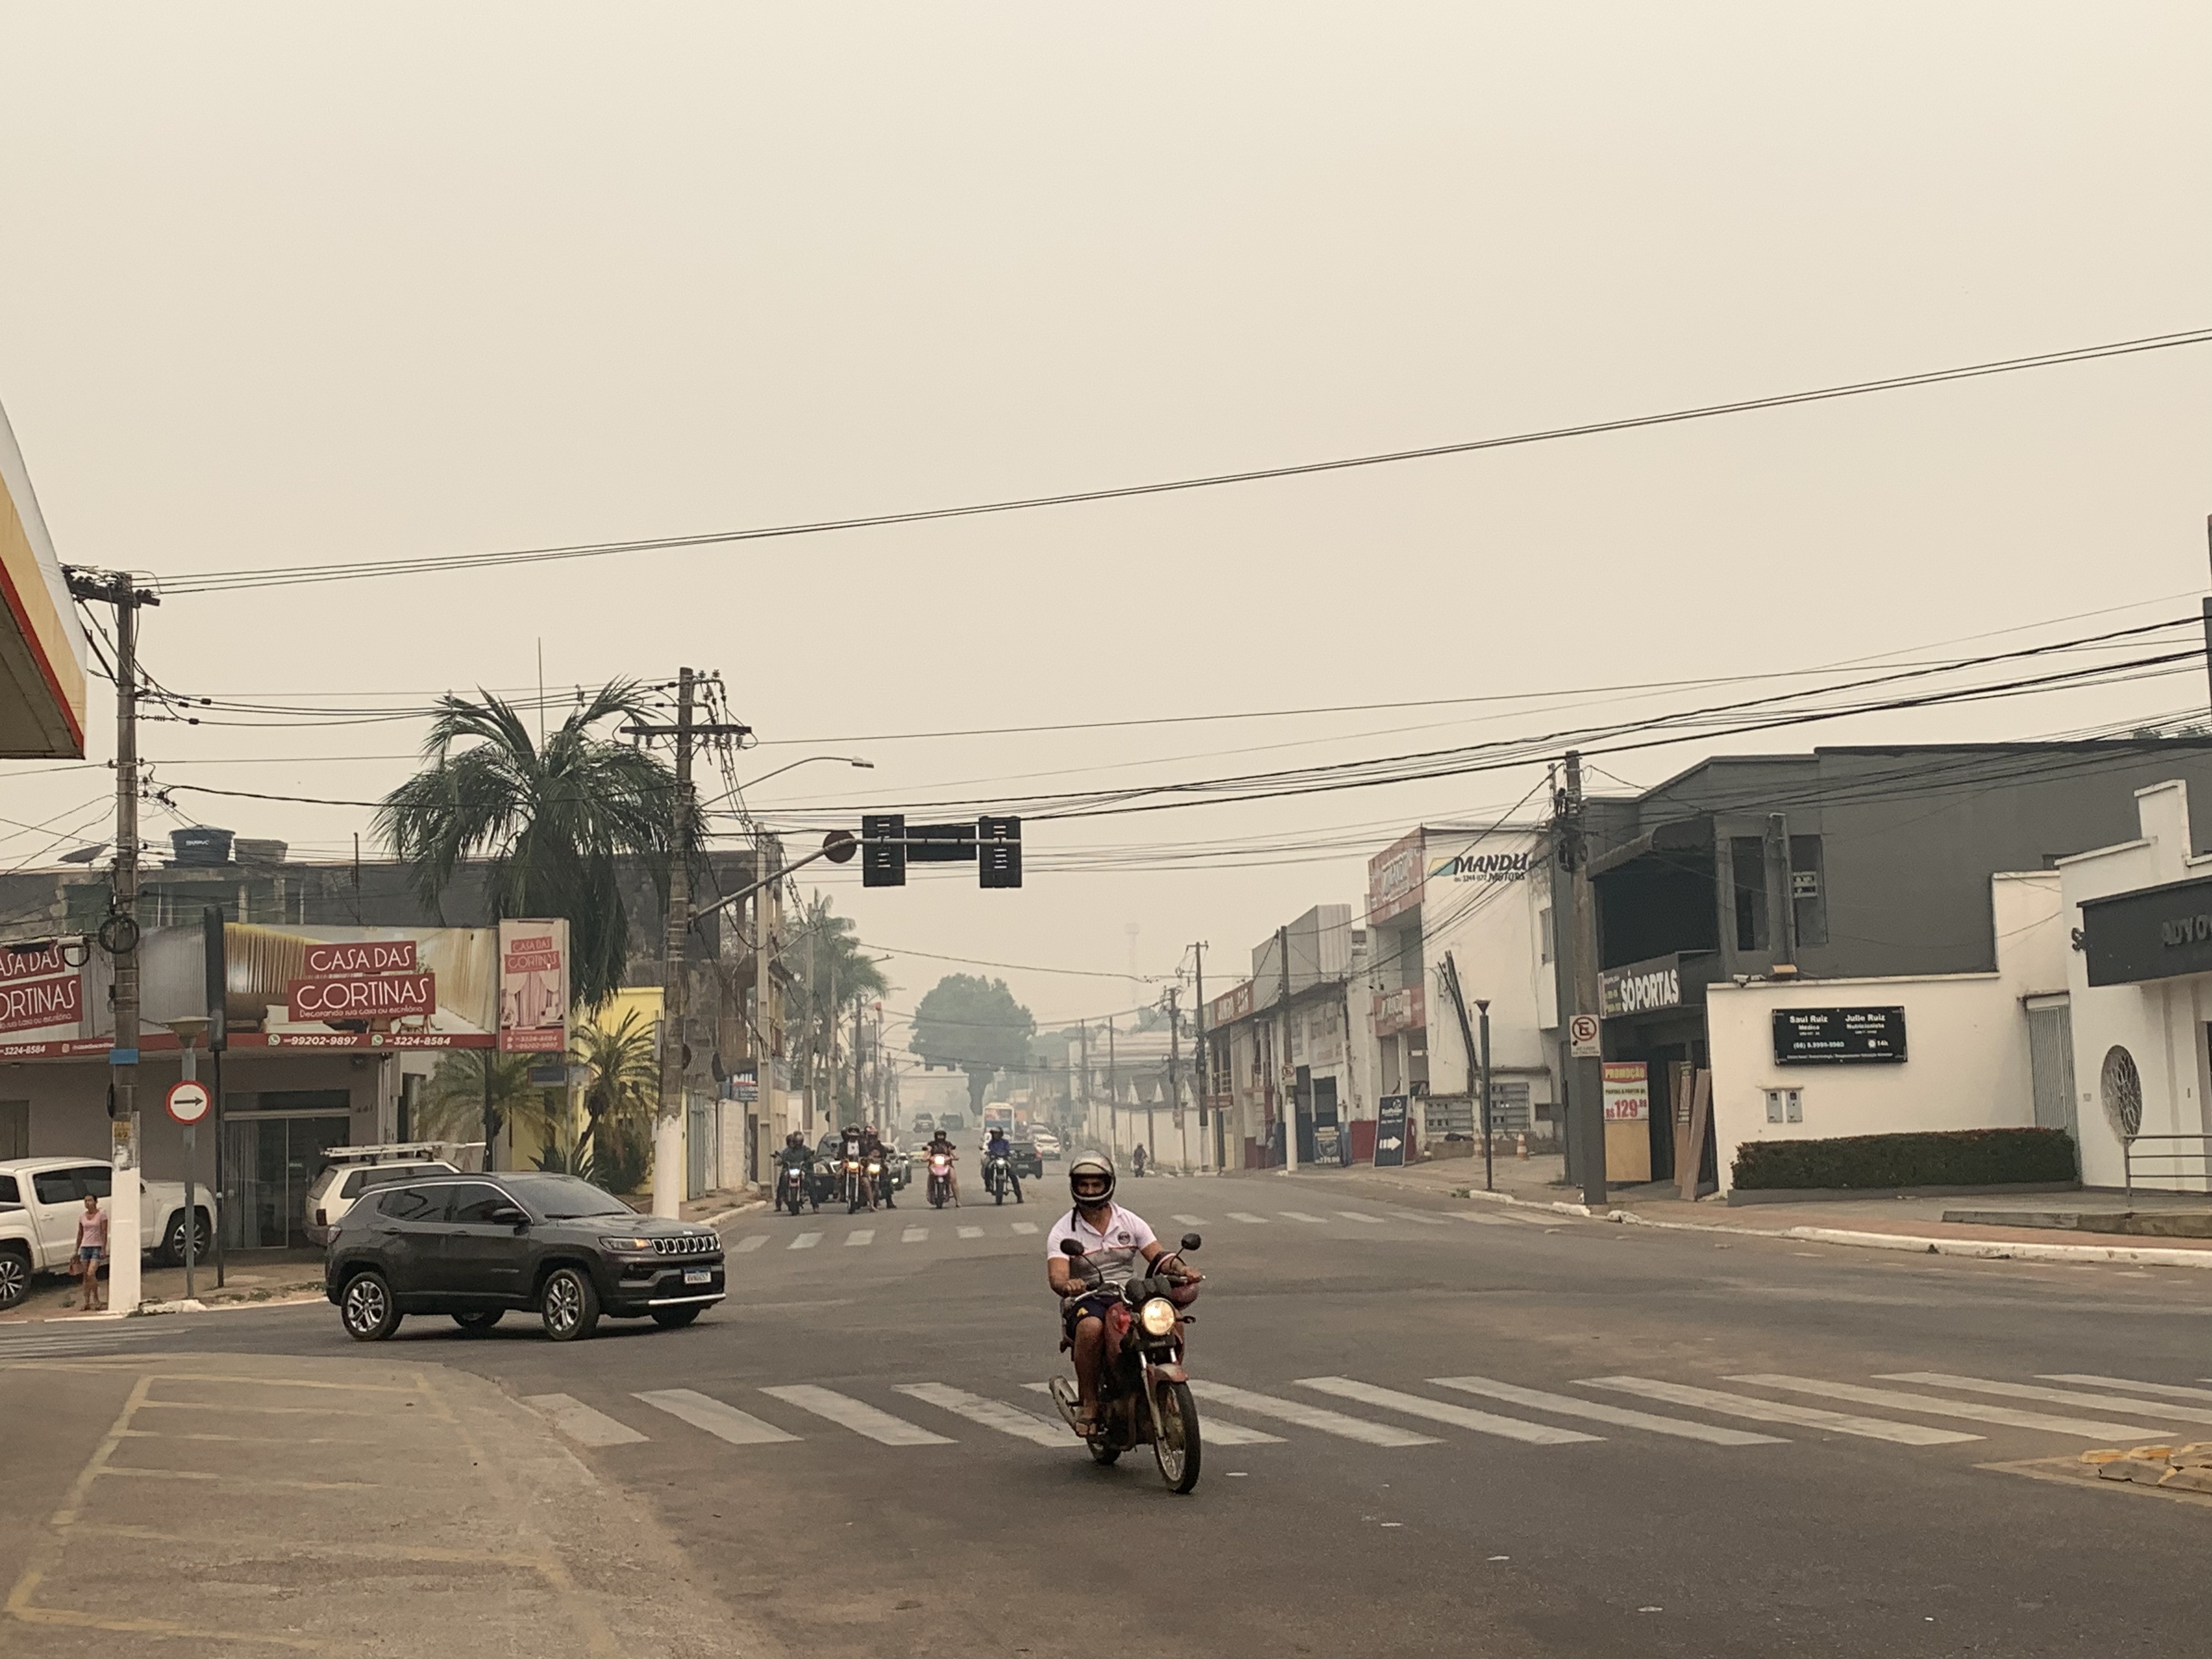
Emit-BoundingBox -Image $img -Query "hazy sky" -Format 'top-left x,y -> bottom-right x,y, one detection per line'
2,4 -> 2207,1043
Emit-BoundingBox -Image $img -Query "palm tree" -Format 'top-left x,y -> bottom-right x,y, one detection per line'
791,893 -> 888,1118
374,681 -> 702,1011
415,1049 -> 546,1148
571,1009 -> 657,1165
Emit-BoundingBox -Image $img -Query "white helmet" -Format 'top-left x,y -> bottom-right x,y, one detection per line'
1068,1154 -> 1115,1207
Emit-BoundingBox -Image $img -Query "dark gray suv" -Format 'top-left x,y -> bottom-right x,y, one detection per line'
325,1172 -> 726,1342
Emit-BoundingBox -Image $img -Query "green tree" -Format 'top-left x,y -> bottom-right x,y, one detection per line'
789,893 -> 888,1119
570,1009 -> 657,1166
911,974 -> 1033,1113
373,682 -> 699,1012
415,1049 -> 546,1149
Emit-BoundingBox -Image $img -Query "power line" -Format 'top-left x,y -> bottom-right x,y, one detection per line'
147,327 -> 2212,597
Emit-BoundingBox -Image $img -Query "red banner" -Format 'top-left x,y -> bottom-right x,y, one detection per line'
287,973 -> 436,1022
0,972 -> 81,1035
303,939 -> 419,977
0,942 -> 72,983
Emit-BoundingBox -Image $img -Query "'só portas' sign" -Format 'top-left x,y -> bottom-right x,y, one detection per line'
1600,953 -> 1684,1019
287,973 -> 436,1022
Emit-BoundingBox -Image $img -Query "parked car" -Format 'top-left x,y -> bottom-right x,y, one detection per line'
0,1158 -> 213,1307
324,1171 -> 725,1342
304,1143 -> 461,1245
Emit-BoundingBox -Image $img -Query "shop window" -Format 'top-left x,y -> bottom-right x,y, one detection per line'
1730,837 -> 1768,951
2100,1046 -> 2143,1142
1789,836 -> 1827,948
1488,1081 -> 1533,1132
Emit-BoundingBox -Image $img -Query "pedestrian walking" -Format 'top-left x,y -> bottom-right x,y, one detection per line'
71,1192 -> 108,1311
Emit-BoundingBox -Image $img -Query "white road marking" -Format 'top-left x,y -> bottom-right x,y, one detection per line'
1277,1211 -> 1330,1224
760,1385 -> 952,1446
633,1389 -> 798,1445
1172,1214 -> 1208,1226
1881,1372 -> 2212,1425
1011,1222 -> 1039,1235
845,1229 -> 876,1247
957,1226 -> 984,1239
1499,1209 -> 1566,1226
1726,1374 -> 2158,1438
1582,1378 -> 1979,1444
896,1384 -> 1067,1446
788,1232 -> 822,1251
2045,1374 -> 2212,1405
731,1234 -> 768,1254
1449,1211 -> 1513,1227
1226,1212 -> 1271,1224
1379,1209 -> 1449,1227
1427,1376 -> 1784,1446
901,1227 -> 928,1243
1017,1381 -> 1289,1446
1186,1381 -> 1438,1446
1296,1378 -> 1599,1445
523,1393 -> 646,1447
1334,1211 -> 1387,1226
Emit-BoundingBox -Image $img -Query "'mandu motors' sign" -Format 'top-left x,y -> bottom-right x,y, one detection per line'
1430,845 -> 1532,884
2081,873 -> 2212,986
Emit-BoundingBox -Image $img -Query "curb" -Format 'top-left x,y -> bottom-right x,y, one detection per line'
699,1199 -> 769,1230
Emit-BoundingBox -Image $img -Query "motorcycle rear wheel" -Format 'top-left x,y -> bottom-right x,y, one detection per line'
1152,1379 -> 1202,1494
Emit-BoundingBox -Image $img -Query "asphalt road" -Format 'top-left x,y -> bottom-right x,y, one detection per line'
12,1153 -> 2212,1658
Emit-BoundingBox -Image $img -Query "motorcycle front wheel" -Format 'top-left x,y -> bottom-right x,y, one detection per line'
1152,1379 -> 1202,1494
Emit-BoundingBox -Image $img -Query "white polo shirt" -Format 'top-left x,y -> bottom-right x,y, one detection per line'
1045,1203 -> 1156,1289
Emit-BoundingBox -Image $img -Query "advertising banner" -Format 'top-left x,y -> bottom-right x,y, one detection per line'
0,939 -> 85,1040
498,919 -> 571,1054
1367,830 -> 1426,926
1374,1094 -> 1410,1167
1601,1060 -> 1651,1121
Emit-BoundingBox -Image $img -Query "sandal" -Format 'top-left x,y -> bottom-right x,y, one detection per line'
1071,1415 -> 1098,1439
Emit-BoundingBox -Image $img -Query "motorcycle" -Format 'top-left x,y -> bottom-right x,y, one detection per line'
1047,1233 -> 1205,1494
926,1153 -> 953,1208
845,1155 -> 883,1213
779,1160 -> 815,1216
984,1152 -> 1019,1205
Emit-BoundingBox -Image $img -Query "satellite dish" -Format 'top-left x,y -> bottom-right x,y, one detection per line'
59,844 -> 108,865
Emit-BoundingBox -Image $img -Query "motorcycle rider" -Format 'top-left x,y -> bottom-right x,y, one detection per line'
838,1122 -> 869,1210
1131,1143 -> 1148,1178
1046,1154 -> 1199,1440
925,1126 -> 961,1206
861,1122 -> 895,1209
984,1122 -> 1023,1203
776,1130 -> 819,1212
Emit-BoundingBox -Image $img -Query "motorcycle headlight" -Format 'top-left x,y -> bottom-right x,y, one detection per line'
1139,1296 -> 1178,1337
868,1161 -> 882,1174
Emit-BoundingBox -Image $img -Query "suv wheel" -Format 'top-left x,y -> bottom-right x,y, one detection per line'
0,1246 -> 29,1310
339,1271 -> 402,1341
540,1266 -> 600,1342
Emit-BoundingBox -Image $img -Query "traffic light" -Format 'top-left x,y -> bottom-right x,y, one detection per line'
861,814 -> 906,888
979,815 -> 1022,889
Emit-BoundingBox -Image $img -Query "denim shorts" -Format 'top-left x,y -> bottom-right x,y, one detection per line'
78,1246 -> 101,1261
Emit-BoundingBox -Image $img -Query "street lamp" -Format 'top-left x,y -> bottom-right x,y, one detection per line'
732,755 -> 873,794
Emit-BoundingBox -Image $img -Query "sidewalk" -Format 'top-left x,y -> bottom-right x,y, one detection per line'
1265,1154 -> 2212,1268
0,1249 -> 329,1325
0,1350 -> 744,1657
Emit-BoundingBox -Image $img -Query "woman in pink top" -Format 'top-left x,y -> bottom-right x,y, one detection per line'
72,1193 -> 108,1311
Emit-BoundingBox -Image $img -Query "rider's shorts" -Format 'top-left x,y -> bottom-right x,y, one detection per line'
1060,1290 -> 1119,1341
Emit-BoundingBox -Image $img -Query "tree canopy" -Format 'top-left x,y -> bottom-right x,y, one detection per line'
910,973 -> 1034,1111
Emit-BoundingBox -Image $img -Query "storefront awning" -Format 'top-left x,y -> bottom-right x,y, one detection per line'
0,398 -> 88,758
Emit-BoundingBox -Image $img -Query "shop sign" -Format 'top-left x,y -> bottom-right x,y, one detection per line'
1372,984 -> 1426,1037
287,972 -> 436,1020
0,970 -> 81,1036
1374,1095 -> 1409,1167
1429,844 -> 1532,884
498,919 -> 572,1053
1600,954 -> 1683,1018
2080,874 -> 2212,986
0,941 -> 76,982
1207,979 -> 1255,1027
1601,1060 -> 1650,1121
304,939 -> 418,977
1771,1006 -> 1906,1065
1367,830 -> 1426,926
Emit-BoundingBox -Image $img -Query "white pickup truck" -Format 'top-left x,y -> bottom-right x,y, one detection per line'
0,1158 -> 212,1308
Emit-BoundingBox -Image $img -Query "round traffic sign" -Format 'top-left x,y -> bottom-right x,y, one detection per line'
165,1079 -> 212,1126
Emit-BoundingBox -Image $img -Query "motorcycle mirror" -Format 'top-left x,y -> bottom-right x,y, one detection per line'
1060,1238 -> 1087,1257
1180,1232 -> 1202,1252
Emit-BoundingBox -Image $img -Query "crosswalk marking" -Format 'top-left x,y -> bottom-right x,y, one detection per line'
1011,1222 -> 1039,1235
845,1229 -> 876,1246
1582,1378 -> 1980,1445
898,1383 -> 1069,1446
634,1389 -> 798,1446
731,1234 -> 768,1253
1278,1211 -> 1330,1224
789,1232 -> 822,1251
1019,1382 -> 1285,1444
761,1385 -> 952,1446
1450,1211 -> 1513,1227
1187,1381 -> 1438,1446
1726,1374 -> 2158,1438
901,1227 -> 928,1243
1172,1214 -> 1207,1226
1296,1378 -> 1599,1446
957,1226 -> 984,1239
523,1392 -> 647,1447
1428,1376 -> 1785,1446
1334,1211 -> 1386,1226
1881,1372 -> 2212,1425
1226,1212 -> 1271,1224
2043,1374 -> 2212,1406
1379,1209 -> 1449,1227
0,1331 -> 156,1357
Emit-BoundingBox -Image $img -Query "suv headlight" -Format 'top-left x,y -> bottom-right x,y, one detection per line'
1138,1297 -> 1178,1338
597,1237 -> 656,1254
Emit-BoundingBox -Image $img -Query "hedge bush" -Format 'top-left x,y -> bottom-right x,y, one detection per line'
1731,1127 -> 2076,1192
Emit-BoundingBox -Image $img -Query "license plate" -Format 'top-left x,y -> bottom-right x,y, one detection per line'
683,1268 -> 711,1285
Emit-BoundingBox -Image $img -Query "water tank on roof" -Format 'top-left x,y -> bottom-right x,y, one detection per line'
233,838 -> 289,865
169,826 -> 235,867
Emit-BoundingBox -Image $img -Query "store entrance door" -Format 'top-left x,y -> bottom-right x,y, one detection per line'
222,1097 -> 351,1249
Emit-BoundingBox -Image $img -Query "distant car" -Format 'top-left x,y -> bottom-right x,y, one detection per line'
1031,1127 -> 1063,1161
325,1171 -> 724,1342
939,1114 -> 964,1132
1005,1138 -> 1045,1181
306,1144 -> 461,1244
910,1114 -> 935,1136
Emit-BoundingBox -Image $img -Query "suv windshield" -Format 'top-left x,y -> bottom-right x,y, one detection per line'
495,1173 -> 636,1220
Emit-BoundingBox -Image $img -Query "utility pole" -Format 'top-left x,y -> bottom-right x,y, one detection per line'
1077,1019 -> 1090,1149
1278,923 -> 1297,1173
1561,751 -> 1606,1209
804,924 -> 817,1138
1192,942 -> 1212,1172
1439,951 -> 1491,1193
1106,1018 -> 1118,1159
1160,987 -> 1178,1173
67,570 -> 157,1314
853,998 -> 865,1126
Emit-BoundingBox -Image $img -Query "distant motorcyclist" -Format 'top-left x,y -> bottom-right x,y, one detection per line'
838,1123 -> 871,1210
985,1124 -> 1023,1203
776,1130 -> 819,1213
1046,1155 -> 1199,1440
861,1123 -> 895,1209
926,1127 -> 961,1206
